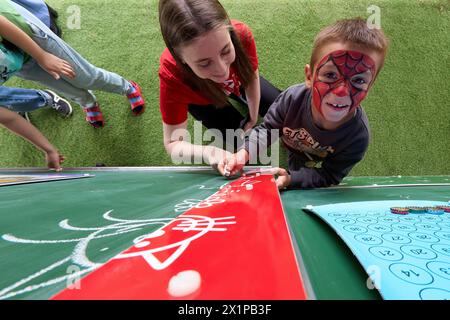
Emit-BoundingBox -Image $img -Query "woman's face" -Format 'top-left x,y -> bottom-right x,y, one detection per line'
178,25 -> 236,83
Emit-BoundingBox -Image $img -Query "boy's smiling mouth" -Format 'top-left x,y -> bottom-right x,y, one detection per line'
326,102 -> 350,110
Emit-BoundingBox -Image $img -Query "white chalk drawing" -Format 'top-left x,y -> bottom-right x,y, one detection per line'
0,210 -> 173,300
0,211 -> 236,299
116,215 -> 236,270
0,177 -> 257,299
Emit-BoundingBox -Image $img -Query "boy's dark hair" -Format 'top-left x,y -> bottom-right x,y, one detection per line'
311,18 -> 389,72
159,0 -> 255,107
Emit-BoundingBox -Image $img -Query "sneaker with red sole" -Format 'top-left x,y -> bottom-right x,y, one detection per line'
83,103 -> 104,128
127,80 -> 145,116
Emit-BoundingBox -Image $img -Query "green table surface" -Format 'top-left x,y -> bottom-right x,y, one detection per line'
0,168 -> 448,300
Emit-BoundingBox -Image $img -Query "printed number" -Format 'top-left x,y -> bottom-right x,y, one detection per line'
439,267 -> 450,275
401,269 -> 420,278
411,249 -> 426,255
379,250 -> 394,256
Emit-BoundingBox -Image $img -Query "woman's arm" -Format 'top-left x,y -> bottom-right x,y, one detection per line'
242,69 -> 261,132
163,120 -> 231,168
0,16 -> 75,79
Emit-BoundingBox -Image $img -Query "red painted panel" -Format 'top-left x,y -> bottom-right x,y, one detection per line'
53,174 -> 307,299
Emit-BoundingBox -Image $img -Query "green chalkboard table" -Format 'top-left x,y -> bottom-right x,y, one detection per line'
0,167 -> 449,300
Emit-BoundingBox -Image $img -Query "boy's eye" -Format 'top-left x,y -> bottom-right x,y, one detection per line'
351,76 -> 370,89
352,77 -> 366,85
323,72 -> 337,81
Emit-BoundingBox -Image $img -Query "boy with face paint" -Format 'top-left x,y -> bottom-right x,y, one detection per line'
219,18 -> 389,189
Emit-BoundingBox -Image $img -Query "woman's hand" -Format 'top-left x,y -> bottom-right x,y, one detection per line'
217,149 -> 249,177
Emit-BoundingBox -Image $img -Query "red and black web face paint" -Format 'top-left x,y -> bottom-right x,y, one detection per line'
312,50 -> 376,116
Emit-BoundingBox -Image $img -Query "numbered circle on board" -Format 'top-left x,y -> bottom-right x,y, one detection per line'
368,224 -> 392,233
382,233 -> 412,244
400,245 -> 438,260
415,223 -> 441,232
354,234 -> 383,245
389,263 -> 434,285
421,215 -> 443,223
335,218 -> 356,225
369,246 -> 403,261
343,225 -> 368,234
408,232 -> 440,244
431,244 -> 450,257
426,261 -> 450,280
378,216 -> 399,224
419,288 -> 450,300
356,217 -> 378,224
392,223 -> 417,232
328,212 -> 347,218
434,231 -> 450,241
400,215 -> 421,223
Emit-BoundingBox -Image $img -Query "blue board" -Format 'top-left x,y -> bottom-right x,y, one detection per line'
306,200 -> 450,300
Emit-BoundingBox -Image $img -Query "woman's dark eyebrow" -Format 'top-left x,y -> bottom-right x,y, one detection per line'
194,44 -> 231,64
221,43 -> 230,52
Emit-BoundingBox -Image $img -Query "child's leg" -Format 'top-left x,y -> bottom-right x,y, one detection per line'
12,2 -> 132,95
16,59 -> 97,107
16,60 -> 99,125
0,86 -> 48,112
12,2 -> 145,119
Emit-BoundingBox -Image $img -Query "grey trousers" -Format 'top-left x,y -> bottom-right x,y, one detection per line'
12,1 -> 131,108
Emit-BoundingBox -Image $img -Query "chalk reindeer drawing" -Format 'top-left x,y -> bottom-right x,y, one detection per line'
0,208 -> 236,300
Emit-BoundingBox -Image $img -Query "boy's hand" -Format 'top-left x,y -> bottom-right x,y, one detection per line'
269,167 -> 291,190
45,150 -> 65,171
218,149 -> 249,177
37,52 -> 76,80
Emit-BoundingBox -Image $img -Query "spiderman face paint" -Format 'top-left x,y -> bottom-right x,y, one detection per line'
312,50 -> 376,120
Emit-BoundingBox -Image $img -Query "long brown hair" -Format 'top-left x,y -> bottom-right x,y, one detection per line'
159,0 -> 255,107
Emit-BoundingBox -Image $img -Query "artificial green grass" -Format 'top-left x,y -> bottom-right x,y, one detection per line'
0,0 -> 449,176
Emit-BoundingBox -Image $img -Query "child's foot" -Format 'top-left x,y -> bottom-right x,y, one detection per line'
83,103 -> 104,128
44,90 -> 73,118
126,80 -> 145,116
